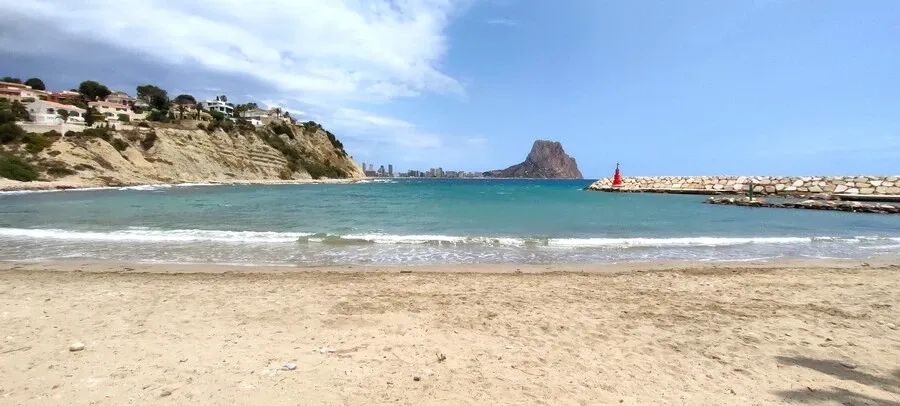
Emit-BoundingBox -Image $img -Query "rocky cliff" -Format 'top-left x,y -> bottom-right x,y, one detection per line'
1,120 -> 364,188
483,140 -> 583,179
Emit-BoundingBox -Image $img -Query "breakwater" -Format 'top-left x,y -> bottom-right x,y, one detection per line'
705,197 -> 900,214
586,176 -> 900,197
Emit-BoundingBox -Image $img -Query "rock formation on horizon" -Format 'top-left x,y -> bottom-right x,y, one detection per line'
483,140 -> 583,179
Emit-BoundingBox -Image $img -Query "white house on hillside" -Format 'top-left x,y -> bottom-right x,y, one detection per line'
105,91 -> 136,106
26,100 -> 86,124
240,108 -> 269,127
200,100 -> 233,117
88,101 -> 147,122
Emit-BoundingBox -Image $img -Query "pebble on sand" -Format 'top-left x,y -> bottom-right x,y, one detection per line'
69,342 -> 85,352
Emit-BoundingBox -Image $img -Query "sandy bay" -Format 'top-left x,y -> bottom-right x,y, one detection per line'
2,259 -> 899,405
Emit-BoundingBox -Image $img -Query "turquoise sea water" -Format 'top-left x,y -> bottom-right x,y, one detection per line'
2,179 -> 899,265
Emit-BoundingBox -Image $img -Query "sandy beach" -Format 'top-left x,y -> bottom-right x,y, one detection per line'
2,260 -> 899,405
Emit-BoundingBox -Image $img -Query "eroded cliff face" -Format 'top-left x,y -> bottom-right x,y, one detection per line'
9,121 -> 364,186
484,140 -> 583,179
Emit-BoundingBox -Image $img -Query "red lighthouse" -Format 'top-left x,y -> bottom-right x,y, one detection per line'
612,163 -> 623,187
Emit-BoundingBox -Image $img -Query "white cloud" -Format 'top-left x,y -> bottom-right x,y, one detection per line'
0,0 -> 467,103
1,0 -> 487,170
486,17 -> 518,26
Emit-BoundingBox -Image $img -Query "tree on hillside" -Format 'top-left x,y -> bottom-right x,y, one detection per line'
24,78 -> 46,91
56,109 -> 69,123
272,107 -> 281,118
219,95 -> 227,102
136,85 -> 169,111
2,100 -> 31,122
234,102 -> 258,115
78,80 -> 111,101
174,94 -> 196,105
84,107 -> 101,126
2,77 -> 22,84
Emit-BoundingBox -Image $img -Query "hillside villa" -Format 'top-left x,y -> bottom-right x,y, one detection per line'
0,81 -> 49,103
240,107 -> 269,127
200,99 -> 233,117
3,81 -> 284,129
25,99 -> 86,124
88,101 -> 147,122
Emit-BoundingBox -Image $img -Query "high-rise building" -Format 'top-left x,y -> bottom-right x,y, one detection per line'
378,165 -> 385,176
368,164 -> 374,172
436,167 -> 444,178
388,164 -> 393,177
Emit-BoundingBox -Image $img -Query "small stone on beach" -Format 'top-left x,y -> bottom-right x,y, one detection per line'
413,376 -> 421,382
69,342 -> 85,352
283,362 -> 297,371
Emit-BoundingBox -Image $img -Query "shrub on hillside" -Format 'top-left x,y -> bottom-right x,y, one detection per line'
22,134 -> 54,154
0,153 -> 39,181
219,120 -> 235,132
141,131 -> 158,150
82,127 -> 112,142
117,114 -> 130,122
271,122 -> 294,139
325,130 -> 347,156
42,160 -> 77,177
0,122 -> 25,144
111,138 -> 129,152
279,166 -> 292,180
147,110 -> 169,122
138,121 -> 151,128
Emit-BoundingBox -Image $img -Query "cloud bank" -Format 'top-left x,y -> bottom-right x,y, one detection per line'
0,0 -> 485,169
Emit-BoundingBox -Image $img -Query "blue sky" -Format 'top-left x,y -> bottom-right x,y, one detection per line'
2,0 -> 898,177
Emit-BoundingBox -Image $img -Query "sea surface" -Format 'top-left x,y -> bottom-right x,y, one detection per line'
2,179 -> 900,266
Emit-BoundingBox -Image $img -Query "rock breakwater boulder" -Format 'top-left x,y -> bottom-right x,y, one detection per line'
586,176 -> 900,197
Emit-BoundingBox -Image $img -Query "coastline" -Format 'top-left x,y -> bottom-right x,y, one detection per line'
5,255 -> 898,274
0,177 -> 365,192
3,258 -> 899,404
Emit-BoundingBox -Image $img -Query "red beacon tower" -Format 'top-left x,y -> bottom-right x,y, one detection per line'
612,163 -> 623,187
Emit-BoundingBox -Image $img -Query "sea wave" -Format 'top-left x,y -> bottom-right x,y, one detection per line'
2,227 -> 897,248
0,228 -> 311,243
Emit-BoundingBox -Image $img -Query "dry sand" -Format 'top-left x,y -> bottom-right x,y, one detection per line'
2,260 -> 900,405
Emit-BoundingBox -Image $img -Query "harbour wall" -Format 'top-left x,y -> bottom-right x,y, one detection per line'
586,176 -> 900,196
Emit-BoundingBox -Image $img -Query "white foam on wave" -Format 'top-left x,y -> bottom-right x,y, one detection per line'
118,184 -> 173,191
1,182 -> 221,196
0,228 -> 311,243
0,186 -> 115,196
341,234 -> 468,244
547,236 -> 811,248
2,227 -> 898,249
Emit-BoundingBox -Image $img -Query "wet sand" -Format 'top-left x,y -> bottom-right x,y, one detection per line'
2,259 -> 899,405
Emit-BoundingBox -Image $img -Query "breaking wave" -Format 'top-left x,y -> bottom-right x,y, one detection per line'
1,228 -> 898,248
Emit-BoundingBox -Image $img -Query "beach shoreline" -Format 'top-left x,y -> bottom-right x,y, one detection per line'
2,259 -> 899,405
0,177 -> 366,192
4,255 -> 898,275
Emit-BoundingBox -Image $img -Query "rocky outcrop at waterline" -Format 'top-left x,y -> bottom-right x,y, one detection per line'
483,140 -> 583,179
705,196 -> 900,214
